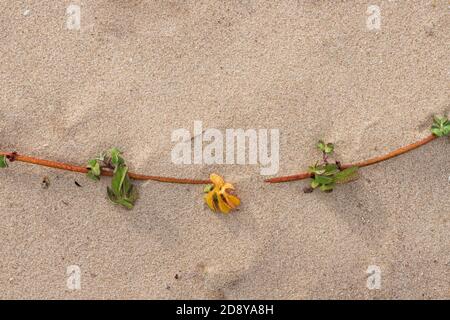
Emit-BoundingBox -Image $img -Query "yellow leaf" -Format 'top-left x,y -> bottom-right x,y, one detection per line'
217,195 -> 232,213
224,194 -> 240,208
204,174 -> 240,214
210,173 -> 224,187
204,192 -> 216,212
222,182 -> 235,191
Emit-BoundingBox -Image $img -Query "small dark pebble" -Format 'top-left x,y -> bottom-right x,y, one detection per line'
174,274 -> 179,280
303,187 -> 314,193
74,181 -> 82,187
41,176 -> 50,189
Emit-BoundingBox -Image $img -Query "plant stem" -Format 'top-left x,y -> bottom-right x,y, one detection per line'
0,151 -> 210,185
265,134 -> 438,183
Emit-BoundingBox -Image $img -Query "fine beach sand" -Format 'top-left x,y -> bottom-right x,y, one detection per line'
0,0 -> 449,299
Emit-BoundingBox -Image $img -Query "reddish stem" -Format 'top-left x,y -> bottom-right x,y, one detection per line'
265,134 -> 438,183
0,151 -> 210,185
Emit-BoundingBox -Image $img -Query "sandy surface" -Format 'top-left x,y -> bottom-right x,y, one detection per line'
0,0 -> 449,299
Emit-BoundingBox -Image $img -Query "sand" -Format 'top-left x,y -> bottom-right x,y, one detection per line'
0,0 -> 449,299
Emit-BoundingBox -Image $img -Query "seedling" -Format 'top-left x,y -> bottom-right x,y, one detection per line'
317,140 -> 334,157
306,141 -> 358,193
86,152 -> 104,181
266,115 -> 448,184
431,115 -> 450,137
0,149 -> 209,211
87,148 -> 138,209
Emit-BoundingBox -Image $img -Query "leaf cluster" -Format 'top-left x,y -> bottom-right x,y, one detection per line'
431,116 -> 450,137
308,141 -> 358,192
87,148 -> 138,209
317,140 -> 334,154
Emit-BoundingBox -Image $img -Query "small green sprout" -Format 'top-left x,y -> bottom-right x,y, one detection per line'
86,153 -> 105,181
87,148 -> 138,209
306,141 -> 358,193
87,161 -> 100,180
317,140 -> 334,154
203,184 -> 214,193
110,147 -> 124,167
431,115 -> 450,137
0,155 -> 8,168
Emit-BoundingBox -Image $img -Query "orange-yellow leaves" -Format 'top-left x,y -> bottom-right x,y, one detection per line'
203,173 -> 241,214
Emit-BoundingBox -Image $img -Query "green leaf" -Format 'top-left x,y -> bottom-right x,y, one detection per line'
444,127 -> 450,136
95,153 -> 106,162
124,184 -> 138,203
317,140 -> 334,154
111,165 -> 128,196
314,168 -> 326,175
431,128 -> 443,137
317,140 -> 326,152
110,147 -> 124,167
314,175 -> 334,185
93,148 -> 138,209
308,164 -> 327,175
310,180 -> 320,189
319,183 -> 335,192
121,173 -> 132,196
107,177 -> 138,210
92,163 -> 101,176
203,184 -> 214,193
324,143 -> 334,154
323,163 -> 339,176
87,159 -> 97,168
116,198 -> 134,210
87,170 -> 100,181
87,159 -> 101,180
107,186 -> 118,202
433,115 -> 446,125
107,187 -> 134,209
0,155 -> 8,168
431,115 -> 450,137
334,166 -> 359,184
